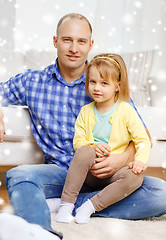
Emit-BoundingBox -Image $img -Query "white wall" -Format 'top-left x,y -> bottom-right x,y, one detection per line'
0,0 -> 16,50
0,0 -> 166,107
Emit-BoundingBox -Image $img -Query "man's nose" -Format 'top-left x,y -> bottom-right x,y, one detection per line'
69,41 -> 78,53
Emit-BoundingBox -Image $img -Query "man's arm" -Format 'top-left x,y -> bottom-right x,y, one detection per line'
145,127 -> 152,147
90,141 -> 136,179
0,105 -> 5,142
90,125 -> 152,179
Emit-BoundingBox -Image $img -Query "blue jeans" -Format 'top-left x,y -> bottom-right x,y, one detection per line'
6,164 -> 166,229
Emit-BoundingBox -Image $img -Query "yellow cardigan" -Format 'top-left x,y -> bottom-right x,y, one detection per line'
73,101 -> 151,164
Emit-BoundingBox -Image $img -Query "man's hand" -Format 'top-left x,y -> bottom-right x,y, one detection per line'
0,106 -> 5,142
128,160 -> 147,174
90,141 -> 135,179
90,152 -> 128,179
92,143 -> 110,157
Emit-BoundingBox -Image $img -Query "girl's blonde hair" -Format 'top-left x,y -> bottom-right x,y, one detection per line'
85,53 -> 130,102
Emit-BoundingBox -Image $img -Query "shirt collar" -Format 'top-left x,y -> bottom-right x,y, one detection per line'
50,58 -> 87,86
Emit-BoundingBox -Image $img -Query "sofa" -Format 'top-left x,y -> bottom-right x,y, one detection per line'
0,49 -> 166,169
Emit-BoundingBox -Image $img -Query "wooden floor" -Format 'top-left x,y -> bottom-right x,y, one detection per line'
0,166 -> 166,211
144,167 -> 166,180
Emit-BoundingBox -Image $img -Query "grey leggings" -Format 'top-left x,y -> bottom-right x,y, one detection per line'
61,146 -> 144,212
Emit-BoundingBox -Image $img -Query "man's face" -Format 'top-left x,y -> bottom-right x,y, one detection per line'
53,18 -> 94,71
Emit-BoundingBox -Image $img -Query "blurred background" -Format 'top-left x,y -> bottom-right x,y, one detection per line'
0,0 -> 166,107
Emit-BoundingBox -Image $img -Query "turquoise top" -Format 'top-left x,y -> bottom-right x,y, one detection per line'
93,100 -> 119,144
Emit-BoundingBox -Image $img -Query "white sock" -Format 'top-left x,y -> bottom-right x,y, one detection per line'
75,199 -> 95,224
55,201 -> 74,223
46,198 -> 61,213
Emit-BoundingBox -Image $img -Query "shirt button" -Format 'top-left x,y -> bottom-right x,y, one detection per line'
71,152 -> 74,156
63,105 -> 66,108
65,86 -> 68,92
62,125 -> 65,128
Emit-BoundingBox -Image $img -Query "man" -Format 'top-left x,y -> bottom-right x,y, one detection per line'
0,13 -> 166,234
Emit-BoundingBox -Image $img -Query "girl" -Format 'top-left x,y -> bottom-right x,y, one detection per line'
55,53 -> 151,224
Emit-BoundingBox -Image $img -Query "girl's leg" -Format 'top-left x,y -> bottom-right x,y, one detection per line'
90,176 -> 166,219
75,166 -> 143,223
91,166 -> 143,211
55,146 -> 96,223
45,173 -> 166,220
61,145 -> 96,203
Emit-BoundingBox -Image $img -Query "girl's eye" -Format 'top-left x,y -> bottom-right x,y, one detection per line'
102,82 -> 108,85
89,80 -> 95,84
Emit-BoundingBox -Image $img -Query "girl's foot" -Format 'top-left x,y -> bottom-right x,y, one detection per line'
46,198 -> 61,213
75,199 -> 95,224
55,201 -> 74,223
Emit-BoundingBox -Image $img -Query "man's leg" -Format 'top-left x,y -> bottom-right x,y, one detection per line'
11,164 -> 165,223
75,176 -> 166,219
6,164 -> 67,230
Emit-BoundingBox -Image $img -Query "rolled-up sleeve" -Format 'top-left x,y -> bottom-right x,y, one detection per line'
0,72 -> 28,107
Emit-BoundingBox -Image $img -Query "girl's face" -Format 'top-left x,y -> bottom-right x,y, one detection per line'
88,66 -> 119,109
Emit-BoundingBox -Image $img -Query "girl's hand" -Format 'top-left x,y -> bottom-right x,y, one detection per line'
92,143 -> 110,157
128,160 -> 147,174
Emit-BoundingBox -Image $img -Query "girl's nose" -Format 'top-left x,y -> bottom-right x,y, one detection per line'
94,84 -> 100,91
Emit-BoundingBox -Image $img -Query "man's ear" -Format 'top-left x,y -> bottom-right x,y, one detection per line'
53,36 -> 58,48
89,39 -> 94,52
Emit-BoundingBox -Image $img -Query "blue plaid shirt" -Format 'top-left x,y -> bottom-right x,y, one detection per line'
0,58 -> 145,170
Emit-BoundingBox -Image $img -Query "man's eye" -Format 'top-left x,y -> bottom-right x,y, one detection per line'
64,38 -> 70,42
79,40 -> 86,44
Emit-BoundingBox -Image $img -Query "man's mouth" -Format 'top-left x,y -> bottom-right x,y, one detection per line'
66,55 -> 79,61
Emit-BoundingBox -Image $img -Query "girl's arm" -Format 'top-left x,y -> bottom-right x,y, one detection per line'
73,107 -> 94,151
90,104 -> 151,179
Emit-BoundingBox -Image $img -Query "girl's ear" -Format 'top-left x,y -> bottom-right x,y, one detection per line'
115,82 -> 120,102
115,82 -> 120,93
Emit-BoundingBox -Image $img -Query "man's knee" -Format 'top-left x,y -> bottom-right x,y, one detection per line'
6,165 -> 36,189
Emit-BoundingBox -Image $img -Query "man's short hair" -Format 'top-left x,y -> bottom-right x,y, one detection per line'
56,13 -> 92,37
